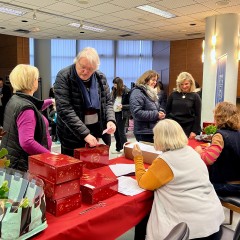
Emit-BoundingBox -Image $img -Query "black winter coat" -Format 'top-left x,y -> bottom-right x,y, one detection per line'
130,86 -> 164,135
54,64 -> 115,149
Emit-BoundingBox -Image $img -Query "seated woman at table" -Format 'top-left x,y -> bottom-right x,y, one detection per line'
195,101 -> 240,196
132,119 -> 224,240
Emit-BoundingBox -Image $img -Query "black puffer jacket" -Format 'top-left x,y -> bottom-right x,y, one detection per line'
54,64 -> 115,149
130,85 -> 164,135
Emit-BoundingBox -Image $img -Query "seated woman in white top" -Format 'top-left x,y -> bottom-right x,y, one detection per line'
132,119 -> 224,240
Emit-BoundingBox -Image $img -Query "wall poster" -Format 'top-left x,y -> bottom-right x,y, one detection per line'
215,54 -> 227,105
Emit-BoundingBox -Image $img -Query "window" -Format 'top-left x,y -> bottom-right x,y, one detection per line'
77,40 -> 115,85
116,40 -> 152,87
51,39 -> 76,85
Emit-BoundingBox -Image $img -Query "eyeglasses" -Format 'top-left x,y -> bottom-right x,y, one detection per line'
78,62 -> 95,72
150,79 -> 157,83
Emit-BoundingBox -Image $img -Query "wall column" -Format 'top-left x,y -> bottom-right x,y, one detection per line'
202,13 -> 239,122
34,39 -> 51,100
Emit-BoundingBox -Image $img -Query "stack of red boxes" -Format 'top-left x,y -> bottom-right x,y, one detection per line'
28,152 -> 83,216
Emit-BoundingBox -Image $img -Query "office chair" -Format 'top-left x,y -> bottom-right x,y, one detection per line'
163,222 -> 189,240
220,219 -> 240,240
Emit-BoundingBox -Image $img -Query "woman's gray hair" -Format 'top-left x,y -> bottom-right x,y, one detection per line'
74,47 -> 100,71
176,72 -> 196,92
153,119 -> 188,152
9,64 -> 39,93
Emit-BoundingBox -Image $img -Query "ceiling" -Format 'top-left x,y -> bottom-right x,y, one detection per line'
0,0 -> 239,41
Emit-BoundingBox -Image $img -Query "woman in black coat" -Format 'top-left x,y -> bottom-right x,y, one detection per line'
111,77 -> 130,153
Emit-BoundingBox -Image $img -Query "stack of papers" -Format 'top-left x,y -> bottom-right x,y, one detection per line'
117,176 -> 146,196
109,164 -> 135,177
109,164 -> 146,196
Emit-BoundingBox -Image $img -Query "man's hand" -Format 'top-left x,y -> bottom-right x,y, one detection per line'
84,134 -> 98,147
132,144 -> 142,157
106,121 -> 116,134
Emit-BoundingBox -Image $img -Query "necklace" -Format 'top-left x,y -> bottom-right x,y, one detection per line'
182,93 -> 187,98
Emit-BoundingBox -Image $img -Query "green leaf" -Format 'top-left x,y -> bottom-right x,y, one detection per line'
0,148 -> 8,159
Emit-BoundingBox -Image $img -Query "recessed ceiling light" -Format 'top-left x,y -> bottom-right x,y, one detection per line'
76,0 -> 89,4
0,7 -> 26,16
68,23 -> 105,32
216,0 -> 230,6
136,5 -> 176,19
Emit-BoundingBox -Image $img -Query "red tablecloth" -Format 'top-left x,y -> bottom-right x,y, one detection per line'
33,157 -> 153,240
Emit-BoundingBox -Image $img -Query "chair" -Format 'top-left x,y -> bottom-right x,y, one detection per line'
218,195 -> 240,225
163,222 -> 189,240
220,219 -> 240,240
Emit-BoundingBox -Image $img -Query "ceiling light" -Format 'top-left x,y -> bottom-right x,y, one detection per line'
68,23 -> 105,32
33,10 -> 37,20
136,5 -> 176,19
76,0 -> 89,4
216,0 -> 230,6
0,7 -> 26,16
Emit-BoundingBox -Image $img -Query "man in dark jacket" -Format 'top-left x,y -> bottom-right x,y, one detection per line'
0,77 -> 12,126
54,47 -> 116,156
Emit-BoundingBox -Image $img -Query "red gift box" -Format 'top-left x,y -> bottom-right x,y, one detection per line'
80,171 -> 118,204
39,176 -> 80,200
45,193 -> 82,217
74,144 -> 109,169
29,152 -> 83,184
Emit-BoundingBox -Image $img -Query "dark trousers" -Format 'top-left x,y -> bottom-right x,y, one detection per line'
114,112 -> 127,151
213,183 -> 240,196
0,107 -> 3,126
191,229 -> 221,240
134,134 -> 154,143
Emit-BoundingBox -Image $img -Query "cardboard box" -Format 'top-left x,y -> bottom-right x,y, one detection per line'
80,171 -> 118,204
39,176 -> 80,200
45,193 -> 82,217
29,152 -> 83,184
74,144 -> 109,169
124,142 -> 162,165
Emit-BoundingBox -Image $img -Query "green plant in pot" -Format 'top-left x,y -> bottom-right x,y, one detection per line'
204,125 -> 217,135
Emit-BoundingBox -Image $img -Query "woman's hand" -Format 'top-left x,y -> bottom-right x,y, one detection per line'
158,111 -> 166,120
195,146 -> 203,154
189,132 -> 196,139
132,144 -> 142,157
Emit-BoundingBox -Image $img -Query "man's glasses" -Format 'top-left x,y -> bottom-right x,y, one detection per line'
78,62 -> 95,72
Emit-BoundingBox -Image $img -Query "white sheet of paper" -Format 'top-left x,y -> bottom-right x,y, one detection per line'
125,142 -> 162,155
117,176 -> 146,196
109,164 -> 136,177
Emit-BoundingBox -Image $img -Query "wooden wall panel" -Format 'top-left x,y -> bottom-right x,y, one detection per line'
169,38 -> 204,95
0,34 -> 29,80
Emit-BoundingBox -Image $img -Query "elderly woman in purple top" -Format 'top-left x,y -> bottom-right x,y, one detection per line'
0,64 -> 54,172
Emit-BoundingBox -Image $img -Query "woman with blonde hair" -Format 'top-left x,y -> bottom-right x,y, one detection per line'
166,71 -> 201,138
129,70 -> 165,143
132,119 -> 224,240
0,64 -> 54,172
195,101 -> 240,196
